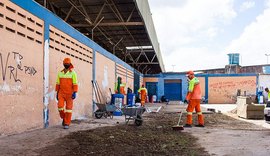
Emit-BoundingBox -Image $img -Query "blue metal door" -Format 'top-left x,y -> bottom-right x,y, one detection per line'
164,79 -> 182,100
146,82 -> 158,100
133,71 -> 140,95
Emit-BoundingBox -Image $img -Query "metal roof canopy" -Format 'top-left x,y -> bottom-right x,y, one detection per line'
35,0 -> 165,74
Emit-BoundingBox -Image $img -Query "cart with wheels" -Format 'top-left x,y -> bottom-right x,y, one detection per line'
94,102 -> 117,119
92,80 -> 116,119
122,106 -> 146,126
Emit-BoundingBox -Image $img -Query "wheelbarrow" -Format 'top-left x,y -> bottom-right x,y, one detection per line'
94,102 -> 117,119
122,106 -> 146,126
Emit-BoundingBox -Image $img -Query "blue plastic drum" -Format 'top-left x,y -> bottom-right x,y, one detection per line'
111,94 -> 124,116
127,93 -> 135,107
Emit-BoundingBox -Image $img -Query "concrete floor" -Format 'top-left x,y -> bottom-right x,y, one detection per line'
200,104 -> 270,129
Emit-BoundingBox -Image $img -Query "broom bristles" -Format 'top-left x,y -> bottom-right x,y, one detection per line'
172,125 -> 184,131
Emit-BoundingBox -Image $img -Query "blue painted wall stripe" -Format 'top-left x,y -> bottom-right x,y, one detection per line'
196,73 -> 257,77
205,75 -> 209,103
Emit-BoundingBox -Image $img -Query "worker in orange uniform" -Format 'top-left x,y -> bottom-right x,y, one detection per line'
114,76 -> 126,94
184,70 -> 204,128
114,76 -> 126,105
138,84 -> 147,107
265,88 -> 270,104
55,58 -> 78,129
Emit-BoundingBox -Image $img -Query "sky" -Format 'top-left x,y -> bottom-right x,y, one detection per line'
148,0 -> 270,72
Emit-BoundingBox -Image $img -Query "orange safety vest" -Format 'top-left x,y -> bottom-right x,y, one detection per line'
115,83 -> 126,94
55,69 -> 78,94
186,77 -> 201,100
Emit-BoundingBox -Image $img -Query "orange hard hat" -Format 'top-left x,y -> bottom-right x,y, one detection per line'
186,70 -> 194,76
63,58 -> 71,64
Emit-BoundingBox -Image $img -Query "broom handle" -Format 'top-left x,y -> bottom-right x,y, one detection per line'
177,111 -> 183,125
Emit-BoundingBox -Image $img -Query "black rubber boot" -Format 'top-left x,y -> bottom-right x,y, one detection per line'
184,124 -> 192,128
195,124 -> 205,127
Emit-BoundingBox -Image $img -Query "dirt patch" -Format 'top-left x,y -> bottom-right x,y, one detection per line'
38,111 -> 209,156
1,104 -> 269,156
38,108 -> 268,156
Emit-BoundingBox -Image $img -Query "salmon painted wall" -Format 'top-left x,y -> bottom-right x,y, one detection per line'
127,69 -> 134,92
198,77 -> 205,98
116,63 -> 127,85
0,0 -> 44,134
48,26 -> 93,125
96,52 -> 115,104
116,63 -> 127,103
140,75 -> 143,86
2,0 -> 140,135
143,77 -> 158,84
208,76 -> 256,103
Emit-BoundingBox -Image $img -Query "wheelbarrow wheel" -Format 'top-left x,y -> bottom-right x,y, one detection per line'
108,112 -> 114,119
135,115 -> 143,126
95,109 -> 103,119
104,112 -> 108,118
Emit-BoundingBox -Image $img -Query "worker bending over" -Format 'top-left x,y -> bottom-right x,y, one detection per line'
55,58 -> 78,129
184,71 -> 204,128
138,84 -> 147,107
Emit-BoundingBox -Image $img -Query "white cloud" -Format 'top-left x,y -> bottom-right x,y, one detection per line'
265,0 -> 270,7
205,27 -> 220,38
164,47 -> 227,72
150,0 -> 237,53
240,1 -> 255,12
149,0 -> 270,72
149,0 -> 237,71
225,8 -> 270,66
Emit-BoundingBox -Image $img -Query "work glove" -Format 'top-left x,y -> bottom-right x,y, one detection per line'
184,99 -> 189,104
72,92 -> 77,99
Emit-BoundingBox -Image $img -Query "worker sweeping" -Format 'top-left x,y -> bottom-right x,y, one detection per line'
184,70 -> 204,128
55,58 -> 78,129
138,84 -> 147,107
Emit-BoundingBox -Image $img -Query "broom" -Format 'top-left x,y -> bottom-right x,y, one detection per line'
172,111 -> 184,131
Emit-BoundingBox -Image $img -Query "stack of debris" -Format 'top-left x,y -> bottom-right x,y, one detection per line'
237,96 -> 265,119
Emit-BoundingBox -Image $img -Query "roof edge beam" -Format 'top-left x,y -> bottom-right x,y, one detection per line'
128,62 -> 159,65
71,22 -> 144,27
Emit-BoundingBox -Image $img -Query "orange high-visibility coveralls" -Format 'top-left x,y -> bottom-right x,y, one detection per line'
185,75 -> 204,126
138,86 -> 147,107
114,77 -> 126,95
114,83 -> 126,94
55,58 -> 78,126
